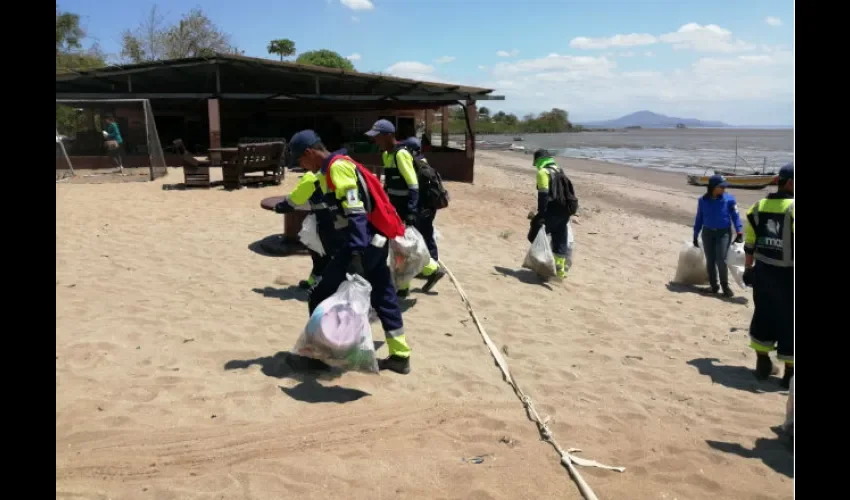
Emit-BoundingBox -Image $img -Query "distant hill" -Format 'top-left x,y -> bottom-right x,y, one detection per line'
582,110 -> 728,129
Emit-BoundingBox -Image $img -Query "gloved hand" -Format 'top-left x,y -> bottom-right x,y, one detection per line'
347,251 -> 365,277
734,232 -> 743,244
742,267 -> 754,287
693,237 -> 700,248
273,199 -> 291,214
405,213 -> 418,227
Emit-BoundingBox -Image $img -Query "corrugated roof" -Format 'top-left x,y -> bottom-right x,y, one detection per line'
56,53 -> 501,103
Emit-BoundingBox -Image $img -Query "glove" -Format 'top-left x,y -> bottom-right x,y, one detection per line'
734,232 -> 743,244
273,200 -> 290,214
347,252 -> 365,277
404,213 -> 418,227
742,267 -> 754,287
693,237 -> 700,248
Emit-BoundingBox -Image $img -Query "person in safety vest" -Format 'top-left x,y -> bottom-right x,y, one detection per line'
692,174 -> 744,298
530,149 -> 572,279
273,166 -> 344,289
742,162 -> 794,388
288,129 -> 412,375
366,119 -> 446,297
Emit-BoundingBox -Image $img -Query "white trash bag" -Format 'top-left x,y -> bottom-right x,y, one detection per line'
783,375 -> 794,438
388,226 -> 431,290
523,225 -> 557,279
673,240 -> 710,285
727,242 -> 747,289
292,274 -> 378,373
298,214 -> 325,256
565,220 -> 576,271
434,226 -> 442,242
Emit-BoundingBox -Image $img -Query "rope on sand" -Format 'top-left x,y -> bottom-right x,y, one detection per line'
438,260 -> 625,500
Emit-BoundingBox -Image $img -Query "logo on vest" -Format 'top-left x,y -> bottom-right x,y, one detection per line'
767,219 -> 780,236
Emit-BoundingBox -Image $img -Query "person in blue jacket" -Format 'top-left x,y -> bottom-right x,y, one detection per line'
693,174 -> 743,297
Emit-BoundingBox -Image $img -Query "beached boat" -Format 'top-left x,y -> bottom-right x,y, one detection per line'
687,173 -> 777,189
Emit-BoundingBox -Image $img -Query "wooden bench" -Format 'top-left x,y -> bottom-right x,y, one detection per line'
173,139 -> 212,188
222,141 -> 285,190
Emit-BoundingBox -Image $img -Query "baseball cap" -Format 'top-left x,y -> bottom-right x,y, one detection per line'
778,162 -> 794,180
365,119 -> 396,137
533,149 -> 553,162
288,129 -> 322,164
708,174 -> 729,188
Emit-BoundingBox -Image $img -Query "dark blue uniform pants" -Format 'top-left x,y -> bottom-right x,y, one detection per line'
415,211 -> 439,260
701,228 -> 731,288
545,214 -> 570,256
308,244 -> 404,334
750,263 -> 794,360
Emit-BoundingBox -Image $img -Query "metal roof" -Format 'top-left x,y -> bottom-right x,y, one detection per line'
56,53 -> 503,105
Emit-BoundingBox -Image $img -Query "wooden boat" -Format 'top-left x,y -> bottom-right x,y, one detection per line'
687,173 -> 777,189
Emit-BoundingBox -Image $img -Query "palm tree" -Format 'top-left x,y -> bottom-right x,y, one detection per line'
267,38 -> 295,61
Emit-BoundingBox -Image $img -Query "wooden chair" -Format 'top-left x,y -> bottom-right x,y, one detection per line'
222,141 -> 285,190
173,139 -> 211,188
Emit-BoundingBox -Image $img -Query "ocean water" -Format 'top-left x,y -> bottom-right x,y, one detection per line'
475,128 -> 794,175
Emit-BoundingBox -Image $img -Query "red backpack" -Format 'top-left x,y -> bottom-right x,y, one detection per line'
325,155 -> 405,240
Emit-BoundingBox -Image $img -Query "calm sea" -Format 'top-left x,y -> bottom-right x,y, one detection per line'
475,128 -> 794,175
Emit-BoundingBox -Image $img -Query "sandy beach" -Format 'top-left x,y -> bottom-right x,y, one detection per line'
56,151 -> 792,500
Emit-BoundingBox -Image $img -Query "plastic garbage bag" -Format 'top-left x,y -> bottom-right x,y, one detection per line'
388,226 -> 431,290
565,220 -> 576,271
783,375 -> 794,438
673,240 -> 710,285
434,226 -> 442,242
298,214 -> 325,256
292,274 -> 378,373
522,225 -> 557,279
727,242 -> 746,289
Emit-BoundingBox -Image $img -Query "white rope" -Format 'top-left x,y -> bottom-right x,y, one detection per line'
438,260 -> 625,500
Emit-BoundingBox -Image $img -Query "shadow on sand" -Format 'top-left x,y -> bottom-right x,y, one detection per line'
252,285 -> 309,302
687,358 -> 786,394
224,351 -> 370,404
493,266 -> 553,289
706,433 -> 793,478
666,282 -> 749,305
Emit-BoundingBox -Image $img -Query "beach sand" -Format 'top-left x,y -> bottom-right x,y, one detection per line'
56,152 -> 792,500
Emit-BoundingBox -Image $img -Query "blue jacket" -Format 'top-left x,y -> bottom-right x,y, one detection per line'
693,192 -> 743,240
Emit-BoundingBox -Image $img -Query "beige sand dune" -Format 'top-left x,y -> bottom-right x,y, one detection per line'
56,153 -> 792,500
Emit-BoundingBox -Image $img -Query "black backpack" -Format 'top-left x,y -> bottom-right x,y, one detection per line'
546,167 -> 579,216
395,147 -> 450,211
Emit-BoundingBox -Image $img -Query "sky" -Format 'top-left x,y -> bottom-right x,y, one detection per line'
62,0 -> 794,126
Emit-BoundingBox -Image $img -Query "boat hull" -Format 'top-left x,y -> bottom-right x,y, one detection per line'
687,174 -> 777,190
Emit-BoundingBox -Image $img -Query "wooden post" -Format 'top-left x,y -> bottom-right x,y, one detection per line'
465,100 -> 477,160
208,98 -> 221,165
424,109 -> 434,143
441,106 -> 449,148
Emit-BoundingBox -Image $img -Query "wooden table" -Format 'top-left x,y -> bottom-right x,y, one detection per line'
258,196 -> 308,256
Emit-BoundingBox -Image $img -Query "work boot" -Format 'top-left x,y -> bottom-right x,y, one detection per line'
397,288 -> 410,298
710,284 -> 720,294
754,354 -> 779,380
781,364 -> 794,389
721,285 -> 735,298
422,267 -> 446,293
378,355 -> 410,374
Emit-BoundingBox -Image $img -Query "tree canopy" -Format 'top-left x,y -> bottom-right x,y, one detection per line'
120,6 -> 240,63
267,39 -> 295,61
295,49 -> 355,71
441,107 -> 575,135
56,4 -> 106,134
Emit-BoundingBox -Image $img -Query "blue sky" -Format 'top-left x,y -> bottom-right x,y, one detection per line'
62,0 -> 794,125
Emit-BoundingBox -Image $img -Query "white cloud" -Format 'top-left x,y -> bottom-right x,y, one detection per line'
351,16 -> 360,23
569,33 -> 656,50
340,0 -> 374,10
385,61 -> 444,82
659,23 -> 755,53
346,53 -> 361,61
645,51 -> 655,57
765,16 -> 783,27
496,49 -> 520,57
619,51 -> 635,57
478,65 -> 487,70
434,56 -> 456,64
478,48 -> 793,124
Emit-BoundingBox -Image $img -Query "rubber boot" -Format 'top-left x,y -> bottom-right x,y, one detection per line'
378,355 -> 410,374
781,364 -> 794,389
721,284 -> 735,298
755,353 -> 777,380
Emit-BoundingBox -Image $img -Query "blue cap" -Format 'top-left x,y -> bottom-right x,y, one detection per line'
400,137 -> 421,152
778,162 -> 794,180
289,129 -> 322,164
708,174 -> 728,189
365,119 -> 395,137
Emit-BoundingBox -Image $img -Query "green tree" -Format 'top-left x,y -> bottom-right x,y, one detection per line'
120,6 -> 238,63
56,4 -> 106,134
478,106 -> 491,119
296,49 -> 355,71
267,38 -> 296,61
